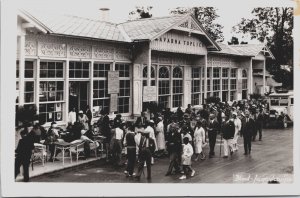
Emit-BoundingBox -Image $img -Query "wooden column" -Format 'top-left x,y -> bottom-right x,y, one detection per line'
35,58 -> 40,114
19,34 -> 25,106
204,55 -> 207,101
64,60 -> 69,124
147,45 -> 152,86
183,66 -> 191,109
263,59 -> 266,94
89,60 -> 94,121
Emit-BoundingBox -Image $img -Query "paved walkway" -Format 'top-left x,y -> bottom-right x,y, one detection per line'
30,127 -> 293,183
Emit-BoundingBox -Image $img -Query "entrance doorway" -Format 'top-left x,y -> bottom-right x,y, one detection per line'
69,81 -> 89,112
222,91 -> 228,102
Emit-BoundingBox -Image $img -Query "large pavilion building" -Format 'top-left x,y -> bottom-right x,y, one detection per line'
16,9 -> 275,125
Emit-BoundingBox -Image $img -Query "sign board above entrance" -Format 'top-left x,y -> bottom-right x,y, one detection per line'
108,71 -> 119,94
151,31 -> 207,55
143,86 -> 157,102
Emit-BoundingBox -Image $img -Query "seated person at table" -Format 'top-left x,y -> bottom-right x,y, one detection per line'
84,124 -> 99,140
71,130 -> 99,159
30,120 -> 47,143
67,121 -> 83,142
44,122 -> 61,161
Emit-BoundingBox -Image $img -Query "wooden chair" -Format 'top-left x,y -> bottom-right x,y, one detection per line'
30,143 -> 47,170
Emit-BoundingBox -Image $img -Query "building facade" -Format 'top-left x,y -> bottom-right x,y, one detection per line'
16,10 -> 274,125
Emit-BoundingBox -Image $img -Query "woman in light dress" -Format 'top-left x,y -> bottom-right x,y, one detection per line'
155,117 -> 166,155
193,120 -> 206,161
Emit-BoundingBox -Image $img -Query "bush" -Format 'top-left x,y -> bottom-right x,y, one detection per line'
15,105 -> 37,127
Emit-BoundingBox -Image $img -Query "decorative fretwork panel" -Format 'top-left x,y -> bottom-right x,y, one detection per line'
69,45 -> 92,59
190,20 -> 203,33
39,43 -> 67,57
207,55 -> 237,67
178,21 -> 189,28
115,48 -> 131,61
94,47 -> 114,60
25,40 -> 37,56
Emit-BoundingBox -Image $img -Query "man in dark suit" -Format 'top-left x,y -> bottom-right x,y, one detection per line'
207,114 -> 219,158
135,127 -> 155,180
135,112 -> 147,127
165,121 -> 182,176
254,109 -> 264,141
241,111 -> 256,155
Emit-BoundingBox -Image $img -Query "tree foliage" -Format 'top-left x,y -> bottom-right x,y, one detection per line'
232,7 -> 293,88
129,6 -> 153,19
170,7 -> 224,42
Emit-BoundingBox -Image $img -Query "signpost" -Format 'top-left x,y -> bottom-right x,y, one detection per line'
110,93 -> 118,112
143,86 -> 157,102
108,71 -> 119,94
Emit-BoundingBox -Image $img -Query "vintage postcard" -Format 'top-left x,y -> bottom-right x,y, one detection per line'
1,0 -> 299,196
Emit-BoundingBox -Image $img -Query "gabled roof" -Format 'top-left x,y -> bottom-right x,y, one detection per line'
119,15 -> 186,41
210,42 -> 275,59
230,44 -> 275,59
20,9 -> 130,42
20,10 -> 221,50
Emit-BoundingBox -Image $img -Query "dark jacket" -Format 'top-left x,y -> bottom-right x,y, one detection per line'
222,120 -> 235,140
15,135 -> 34,161
135,116 -> 147,127
167,132 -> 182,153
241,118 -> 256,138
207,120 -> 220,134
86,109 -> 92,121
139,135 -> 155,154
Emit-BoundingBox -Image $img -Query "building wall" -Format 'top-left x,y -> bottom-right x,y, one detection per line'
17,34 -> 133,125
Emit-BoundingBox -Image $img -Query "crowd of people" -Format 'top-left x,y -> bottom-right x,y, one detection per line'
15,99 -> 269,182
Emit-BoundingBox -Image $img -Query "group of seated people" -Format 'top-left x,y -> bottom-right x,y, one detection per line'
29,120 -> 100,162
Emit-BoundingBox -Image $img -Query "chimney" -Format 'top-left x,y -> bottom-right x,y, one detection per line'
99,8 -> 110,21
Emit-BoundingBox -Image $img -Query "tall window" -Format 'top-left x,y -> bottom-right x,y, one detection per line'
143,65 -> 156,86
40,61 -> 63,78
191,67 -> 201,105
242,69 -> 248,99
212,67 -> 220,98
158,66 -> 170,108
69,61 -> 90,78
39,81 -> 64,123
93,63 -> 111,114
230,68 -> 237,101
24,61 -> 35,104
93,63 -> 110,78
222,68 -> 229,102
172,66 -> 183,108
93,80 -> 109,113
116,63 -> 131,113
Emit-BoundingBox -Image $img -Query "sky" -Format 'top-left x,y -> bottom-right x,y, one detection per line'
18,0 -> 294,44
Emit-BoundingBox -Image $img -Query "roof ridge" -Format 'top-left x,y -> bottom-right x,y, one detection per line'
118,14 -> 186,25
62,14 -> 118,26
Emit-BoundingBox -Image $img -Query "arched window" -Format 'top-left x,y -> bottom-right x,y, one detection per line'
143,66 -> 155,78
173,66 -> 183,78
159,66 -> 169,78
242,69 -> 247,78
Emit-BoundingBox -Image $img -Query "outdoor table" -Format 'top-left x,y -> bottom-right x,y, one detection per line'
53,141 -> 79,166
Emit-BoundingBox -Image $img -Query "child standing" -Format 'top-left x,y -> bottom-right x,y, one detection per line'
179,137 -> 195,180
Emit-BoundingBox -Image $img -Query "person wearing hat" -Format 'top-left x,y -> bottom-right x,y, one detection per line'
44,122 -> 61,161
193,120 -> 206,161
30,120 -> 47,143
232,112 -> 241,152
68,107 -> 77,125
123,124 -> 137,177
135,125 -> 156,180
221,116 -> 235,158
111,122 -> 124,166
15,122 -> 34,182
165,120 -> 182,176
155,117 -> 166,156
78,110 -> 89,130
241,111 -> 255,155
207,114 -> 219,158
254,108 -> 264,141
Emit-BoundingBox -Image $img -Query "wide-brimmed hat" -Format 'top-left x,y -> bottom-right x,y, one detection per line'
232,112 -> 237,116
79,110 -> 83,114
